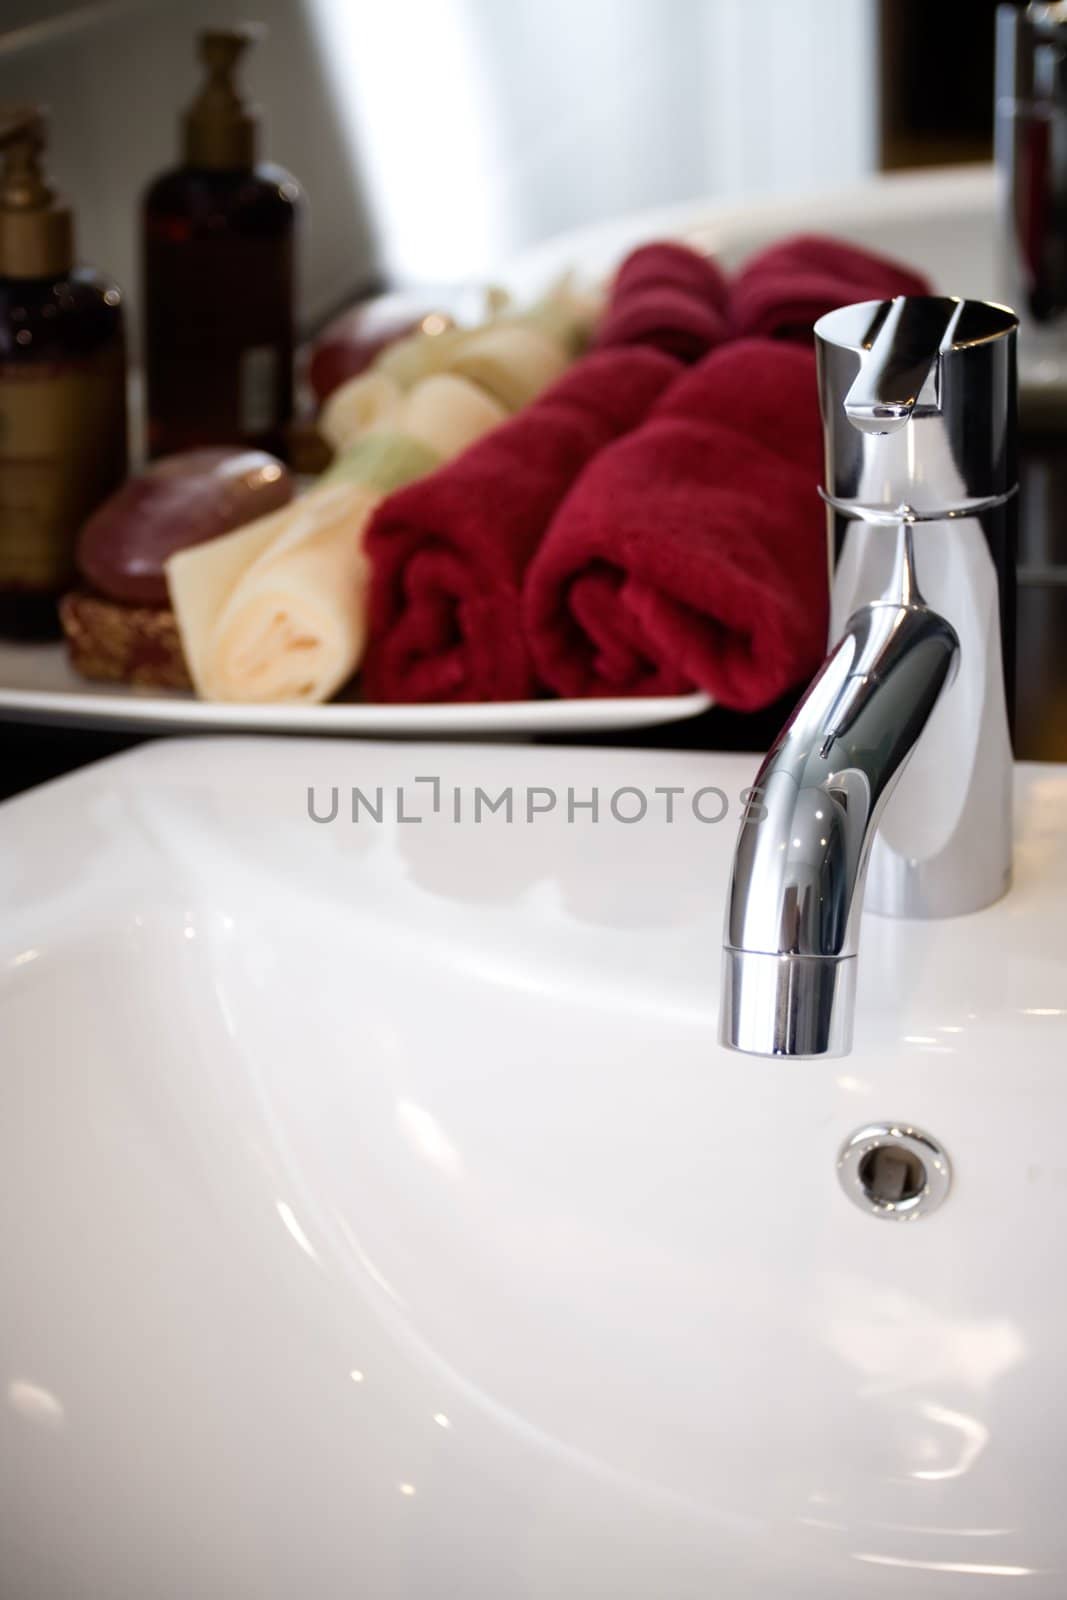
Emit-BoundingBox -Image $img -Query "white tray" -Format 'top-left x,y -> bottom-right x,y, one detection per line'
0,642 -> 712,737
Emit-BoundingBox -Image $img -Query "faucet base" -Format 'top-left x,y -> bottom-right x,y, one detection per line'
720,950 -> 857,1059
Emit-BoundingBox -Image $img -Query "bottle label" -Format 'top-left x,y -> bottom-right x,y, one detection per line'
0,347 -> 127,590
239,345 -> 280,435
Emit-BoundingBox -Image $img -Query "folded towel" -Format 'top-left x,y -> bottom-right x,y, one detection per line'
445,324 -> 570,412
375,325 -> 474,389
319,371 -> 405,452
318,432 -> 442,492
522,339 -> 828,709
361,345 -> 682,703
389,373 -> 510,459
321,375 -> 508,474
167,480 -> 379,704
731,233 -> 931,342
322,333 -> 561,456
167,378 -> 509,703
370,276 -> 592,394
651,337 -> 824,475
594,241 -> 731,363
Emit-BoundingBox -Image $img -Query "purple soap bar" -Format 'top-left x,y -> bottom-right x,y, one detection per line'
77,447 -> 292,607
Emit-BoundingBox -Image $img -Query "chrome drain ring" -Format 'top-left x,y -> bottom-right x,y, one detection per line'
837,1123 -> 951,1221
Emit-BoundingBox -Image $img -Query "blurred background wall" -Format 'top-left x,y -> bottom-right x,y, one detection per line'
307,0 -> 879,283
0,0 -> 879,346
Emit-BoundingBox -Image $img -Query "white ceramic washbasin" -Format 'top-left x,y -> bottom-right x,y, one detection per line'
2,736 -> 1067,1598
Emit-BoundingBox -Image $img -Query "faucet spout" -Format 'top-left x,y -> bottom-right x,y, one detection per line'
720,597 -> 959,1058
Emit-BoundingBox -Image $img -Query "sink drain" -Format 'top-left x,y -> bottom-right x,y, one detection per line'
837,1124 -> 951,1221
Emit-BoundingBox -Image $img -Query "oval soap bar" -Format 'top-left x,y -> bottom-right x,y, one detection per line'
77,448 -> 293,607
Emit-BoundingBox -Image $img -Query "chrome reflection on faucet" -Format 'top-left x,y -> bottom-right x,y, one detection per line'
721,296 -> 1018,1058
996,2 -> 1067,364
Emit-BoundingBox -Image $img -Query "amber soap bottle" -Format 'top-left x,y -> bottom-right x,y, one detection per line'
142,27 -> 301,461
0,107 -> 127,640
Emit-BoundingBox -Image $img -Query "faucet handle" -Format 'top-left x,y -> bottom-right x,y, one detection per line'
817,294 -> 1018,511
843,296 -> 963,434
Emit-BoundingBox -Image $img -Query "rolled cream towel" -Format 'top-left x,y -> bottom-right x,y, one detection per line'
168,435 -> 433,702
393,372 -> 508,458
167,481 -> 378,703
320,369 -> 507,460
319,371 -> 404,453
375,324 -> 473,389
320,431 -> 441,490
168,383 -> 507,704
320,376 -> 506,488
446,324 -> 569,412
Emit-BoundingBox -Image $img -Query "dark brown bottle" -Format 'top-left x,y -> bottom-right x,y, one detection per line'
0,107 -> 127,640
142,27 -> 301,461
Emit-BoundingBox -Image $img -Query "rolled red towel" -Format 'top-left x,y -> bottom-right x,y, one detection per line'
361,345 -> 681,703
731,233 -> 931,342
594,241 -> 731,363
522,339 -> 828,710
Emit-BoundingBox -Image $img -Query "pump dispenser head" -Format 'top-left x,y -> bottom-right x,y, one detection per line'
182,26 -> 261,170
0,106 -> 73,278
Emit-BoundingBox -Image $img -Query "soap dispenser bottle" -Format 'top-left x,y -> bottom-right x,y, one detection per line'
142,27 -> 301,460
0,106 -> 127,640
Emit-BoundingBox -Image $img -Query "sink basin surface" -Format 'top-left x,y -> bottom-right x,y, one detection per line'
2,737 -> 1066,1598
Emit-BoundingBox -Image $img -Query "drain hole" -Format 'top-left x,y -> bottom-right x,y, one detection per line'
839,1125 -> 950,1221
857,1145 -> 927,1205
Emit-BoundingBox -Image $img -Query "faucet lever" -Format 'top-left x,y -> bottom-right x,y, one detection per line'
843,297 -> 962,434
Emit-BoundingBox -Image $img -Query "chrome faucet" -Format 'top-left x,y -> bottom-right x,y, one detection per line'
720,296 -> 1018,1058
996,2 -> 1067,371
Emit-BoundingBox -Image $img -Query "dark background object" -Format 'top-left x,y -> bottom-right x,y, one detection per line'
880,0 -> 1003,169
